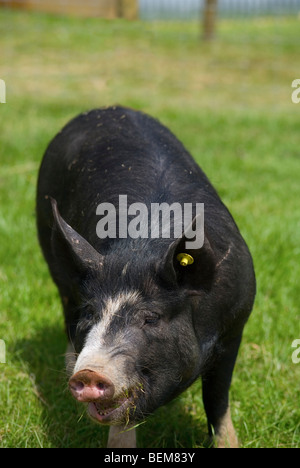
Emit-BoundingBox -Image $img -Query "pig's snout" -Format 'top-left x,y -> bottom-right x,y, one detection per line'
69,369 -> 115,402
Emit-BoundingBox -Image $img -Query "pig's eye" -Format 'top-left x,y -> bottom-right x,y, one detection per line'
144,315 -> 160,326
80,306 -> 94,321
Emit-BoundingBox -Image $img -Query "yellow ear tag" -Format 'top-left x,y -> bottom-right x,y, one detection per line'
176,253 -> 194,267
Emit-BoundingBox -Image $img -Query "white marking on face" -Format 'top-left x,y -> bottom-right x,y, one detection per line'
72,291 -> 140,395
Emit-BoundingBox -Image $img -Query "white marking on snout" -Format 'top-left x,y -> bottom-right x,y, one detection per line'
72,291 -> 140,396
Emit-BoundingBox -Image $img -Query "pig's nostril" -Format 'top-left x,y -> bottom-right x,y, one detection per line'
70,380 -> 84,392
96,382 -> 105,390
76,381 -> 84,391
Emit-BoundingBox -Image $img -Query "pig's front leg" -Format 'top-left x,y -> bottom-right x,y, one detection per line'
107,425 -> 137,448
202,334 -> 242,448
212,406 -> 238,448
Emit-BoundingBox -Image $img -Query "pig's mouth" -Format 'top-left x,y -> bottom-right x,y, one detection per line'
87,394 -> 135,424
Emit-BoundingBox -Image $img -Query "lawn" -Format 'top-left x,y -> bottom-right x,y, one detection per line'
0,9 -> 299,448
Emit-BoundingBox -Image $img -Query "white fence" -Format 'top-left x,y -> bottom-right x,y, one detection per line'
139,0 -> 300,20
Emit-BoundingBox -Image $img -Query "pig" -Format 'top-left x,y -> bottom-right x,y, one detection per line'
36,106 -> 256,448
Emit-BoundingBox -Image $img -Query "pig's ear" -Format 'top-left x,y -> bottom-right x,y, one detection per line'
159,215 -> 216,294
50,198 -> 103,279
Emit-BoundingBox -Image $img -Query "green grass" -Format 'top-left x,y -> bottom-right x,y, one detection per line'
0,9 -> 300,448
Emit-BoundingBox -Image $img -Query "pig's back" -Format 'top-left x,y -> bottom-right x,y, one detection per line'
37,106 -> 241,254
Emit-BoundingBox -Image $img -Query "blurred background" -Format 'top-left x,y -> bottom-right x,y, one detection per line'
0,0 -> 299,448
1,0 -> 300,18
1,0 -> 300,111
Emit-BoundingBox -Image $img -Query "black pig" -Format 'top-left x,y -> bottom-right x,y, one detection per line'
36,106 -> 256,448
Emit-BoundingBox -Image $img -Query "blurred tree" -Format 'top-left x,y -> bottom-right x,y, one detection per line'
203,0 -> 218,41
